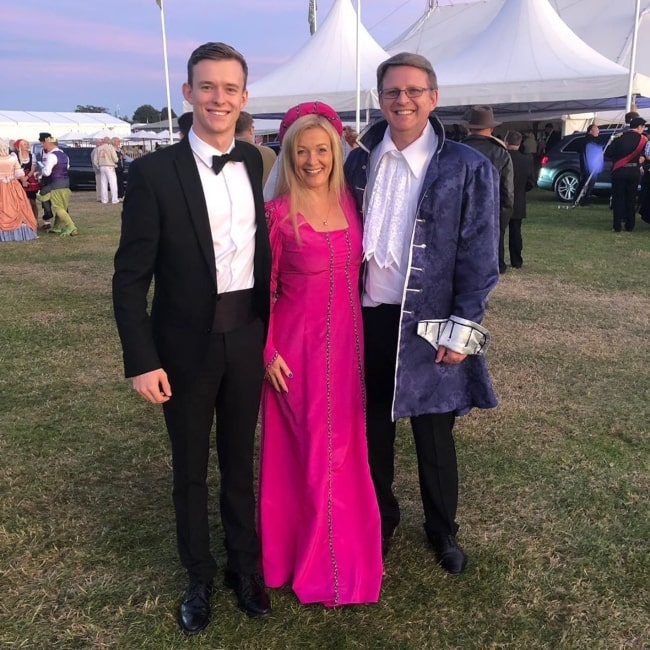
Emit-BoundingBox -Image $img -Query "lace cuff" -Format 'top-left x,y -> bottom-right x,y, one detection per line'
416,315 -> 490,356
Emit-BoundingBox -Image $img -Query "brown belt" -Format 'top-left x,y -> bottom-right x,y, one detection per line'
212,288 -> 256,333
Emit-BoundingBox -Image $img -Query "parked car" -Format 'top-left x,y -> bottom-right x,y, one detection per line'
60,146 -> 132,192
537,129 -> 618,202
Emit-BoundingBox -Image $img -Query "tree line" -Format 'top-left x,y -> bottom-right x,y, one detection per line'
75,104 -> 178,124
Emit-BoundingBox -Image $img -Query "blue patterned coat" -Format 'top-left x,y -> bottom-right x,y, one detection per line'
344,115 -> 500,419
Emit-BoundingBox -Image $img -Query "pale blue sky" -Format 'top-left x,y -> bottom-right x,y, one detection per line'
4,0 -> 425,119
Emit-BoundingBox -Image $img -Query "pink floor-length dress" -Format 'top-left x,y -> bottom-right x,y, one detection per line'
259,190 -> 382,606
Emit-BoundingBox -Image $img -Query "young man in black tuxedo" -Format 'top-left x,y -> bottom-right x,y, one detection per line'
112,42 -> 271,635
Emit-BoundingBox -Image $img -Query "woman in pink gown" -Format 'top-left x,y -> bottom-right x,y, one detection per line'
260,105 -> 382,606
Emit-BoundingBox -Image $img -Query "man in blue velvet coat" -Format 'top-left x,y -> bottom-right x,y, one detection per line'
344,52 -> 499,574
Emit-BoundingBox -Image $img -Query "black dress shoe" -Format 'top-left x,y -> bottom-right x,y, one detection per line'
177,581 -> 213,635
428,534 -> 467,575
224,570 -> 271,617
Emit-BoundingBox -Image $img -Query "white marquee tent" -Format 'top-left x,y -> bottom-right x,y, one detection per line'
245,0 -> 389,116
435,0 -> 650,106
389,0 -> 650,75
0,111 -> 131,142
385,0 -> 650,121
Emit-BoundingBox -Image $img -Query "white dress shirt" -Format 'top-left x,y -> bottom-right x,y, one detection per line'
363,123 -> 437,306
188,128 -> 256,293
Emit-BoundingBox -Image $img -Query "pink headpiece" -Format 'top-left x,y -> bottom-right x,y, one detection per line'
278,101 -> 343,144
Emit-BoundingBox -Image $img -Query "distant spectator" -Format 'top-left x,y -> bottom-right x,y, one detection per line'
235,111 -> 276,186
92,137 -> 119,204
37,135 -> 77,237
639,129 -> 650,224
90,139 -> 103,202
177,111 -> 193,139
0,139 -> 38,241
605,117 -> 647,232
342,125 -> 359,159
577,124 -> 604,206
463,105 -> 514,274
520,130 -> 538,155
539,122 -> 561,155
14,139 -> 40,219
112,137 -> 126,201
37,132 -> 55,228
504,131 -> 536,269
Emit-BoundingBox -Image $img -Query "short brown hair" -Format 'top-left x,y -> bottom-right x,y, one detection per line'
187,42 -> 248,87
235,111 -> 254,136
504,130 -> 522,146
376,52 -> 437,91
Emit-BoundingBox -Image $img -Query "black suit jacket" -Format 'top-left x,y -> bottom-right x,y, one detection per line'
508,149 -> 536,220
112,137 -> 271,385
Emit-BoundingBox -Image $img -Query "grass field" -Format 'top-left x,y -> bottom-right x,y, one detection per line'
1,190 -> 648,649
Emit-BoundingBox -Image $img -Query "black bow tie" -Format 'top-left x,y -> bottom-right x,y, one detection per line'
212,147 -> 244,175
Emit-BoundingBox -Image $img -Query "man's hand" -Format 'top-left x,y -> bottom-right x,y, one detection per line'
132,368 -> 172,404
435,345 -> 467,365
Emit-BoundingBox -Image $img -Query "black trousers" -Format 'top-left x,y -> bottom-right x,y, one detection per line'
611,169 -> 639,231
162,318 -> 264,582
498,224 -> 508,273
362,304 -> 459,541
508,218 -> 523,268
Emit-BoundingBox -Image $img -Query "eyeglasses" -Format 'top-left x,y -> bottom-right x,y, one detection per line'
378,87 -> 434,100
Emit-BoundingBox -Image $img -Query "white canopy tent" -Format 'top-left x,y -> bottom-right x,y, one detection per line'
245,0 -> 389,116
389,0 -> 650,75
435,0 -> 650,105
386,0 -> 650,121
550,0 -> 650,75
0,111 -> 130,142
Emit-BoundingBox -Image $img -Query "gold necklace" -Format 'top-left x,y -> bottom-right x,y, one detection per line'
320,203 -> 332,228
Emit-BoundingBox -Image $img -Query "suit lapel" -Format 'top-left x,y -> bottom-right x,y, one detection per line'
173,138 -> 218,286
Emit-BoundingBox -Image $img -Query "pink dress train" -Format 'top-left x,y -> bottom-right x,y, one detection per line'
259,191 -> 382,606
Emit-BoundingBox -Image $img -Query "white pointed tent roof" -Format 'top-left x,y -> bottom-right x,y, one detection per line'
389,0 -> 650,76
386,0 -> 501,61
388,0 -> 650,113
245,0 -> 389,115
549,0 -> 650,75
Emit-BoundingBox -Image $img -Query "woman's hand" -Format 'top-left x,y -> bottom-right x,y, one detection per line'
265,354 -> 293,393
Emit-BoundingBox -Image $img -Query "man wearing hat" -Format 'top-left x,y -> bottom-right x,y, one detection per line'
605,116 -> 647,232
37,135 -> 77,236
37,132 -> 55,228
463,105 -> 514,274
345,52 -> 499,575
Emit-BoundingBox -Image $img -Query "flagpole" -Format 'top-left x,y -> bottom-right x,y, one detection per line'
626,0 -> 641,112
158,0 -> 174,144
355,0 -> 361,133
309,0 -> 318,35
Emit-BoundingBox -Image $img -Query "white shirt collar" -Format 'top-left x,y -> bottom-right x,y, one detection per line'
378,121 -> 437,179
188,128 -> 236,170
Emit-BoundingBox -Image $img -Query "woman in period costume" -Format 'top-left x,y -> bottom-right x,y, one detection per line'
259,103 -> 382,607
0,139 -> 38,242
14,139 -> 40,220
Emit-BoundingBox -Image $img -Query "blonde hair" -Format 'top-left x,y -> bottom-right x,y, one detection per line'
0,140 -> 10,157
274,114 -> 345,239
